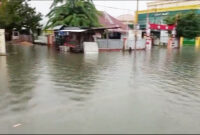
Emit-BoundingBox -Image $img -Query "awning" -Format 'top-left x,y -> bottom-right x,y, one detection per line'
60,29 -> 87,32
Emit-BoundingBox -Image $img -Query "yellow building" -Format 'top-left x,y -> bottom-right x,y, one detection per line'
137,0 -> 200,45
138,0 -> 200,29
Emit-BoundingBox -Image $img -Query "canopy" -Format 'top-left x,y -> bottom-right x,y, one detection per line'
60,29 -> 87,32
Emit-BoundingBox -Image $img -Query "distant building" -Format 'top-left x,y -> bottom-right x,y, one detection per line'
98,11 -> 129,39
117,14 -> 134,29
138,0 -> 200,29
99,11 -> 129,33
137,0 -> 200,45
147,0 -> 200,9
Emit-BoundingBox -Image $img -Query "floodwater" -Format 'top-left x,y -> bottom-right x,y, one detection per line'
0,44 -> 200,134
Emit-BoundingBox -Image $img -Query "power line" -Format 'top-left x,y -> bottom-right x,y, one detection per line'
28,0 -> 136,12
95,4 -> 135,11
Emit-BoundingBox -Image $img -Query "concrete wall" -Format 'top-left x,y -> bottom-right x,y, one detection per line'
34,36 -> 48,44
127,39 -> 146,50
0,29 -> 6,55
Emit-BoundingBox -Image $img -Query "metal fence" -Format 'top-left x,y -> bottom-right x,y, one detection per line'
97,39 -> 146,50
97,39 -> 123,49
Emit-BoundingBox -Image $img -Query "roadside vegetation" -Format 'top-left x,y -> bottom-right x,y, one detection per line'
0,0 -> 42,40
164,12 -> 200,38
45,0 -> 101,29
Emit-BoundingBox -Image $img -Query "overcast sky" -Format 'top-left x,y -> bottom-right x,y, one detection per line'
29,0 -> 149,26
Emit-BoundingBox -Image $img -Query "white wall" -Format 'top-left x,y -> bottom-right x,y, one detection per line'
160,30 -> 169,44
0,29 -> 6,55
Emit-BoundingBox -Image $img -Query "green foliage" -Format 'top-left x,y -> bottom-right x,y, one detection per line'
164,12 -> 200,38
45,0 -> 101,29
164,15 -> 176,25
0,0 -> 42,33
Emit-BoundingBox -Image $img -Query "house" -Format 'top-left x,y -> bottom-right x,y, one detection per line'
11,28 -> 33,43
99,11 -> 129,39
54,26 -> 107,52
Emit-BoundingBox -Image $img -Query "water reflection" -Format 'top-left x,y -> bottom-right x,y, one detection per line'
3,46 -> 45,116
84,53 -> 99,64
0,56 -> 9,115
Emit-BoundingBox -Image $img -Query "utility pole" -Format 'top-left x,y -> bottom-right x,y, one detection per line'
145,6 -> 152,50
134,0 -> 139,50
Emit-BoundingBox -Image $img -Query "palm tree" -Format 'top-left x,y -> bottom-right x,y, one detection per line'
45,0 -> 101,29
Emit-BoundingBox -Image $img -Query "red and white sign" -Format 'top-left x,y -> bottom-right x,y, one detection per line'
149,23 -> 176,31
146,37 -> 152,50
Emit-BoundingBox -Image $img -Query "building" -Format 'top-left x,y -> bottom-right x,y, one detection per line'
138,0 -> 200,30
117,14 -> 134,29
99,11 -> 129,34
137,0 -> 200,45
147,0 -> 200,9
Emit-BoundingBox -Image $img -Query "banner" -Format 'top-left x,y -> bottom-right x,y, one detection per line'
149,24 -> 175,31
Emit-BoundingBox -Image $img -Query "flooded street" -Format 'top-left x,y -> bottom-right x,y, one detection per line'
1,44 -> 200,133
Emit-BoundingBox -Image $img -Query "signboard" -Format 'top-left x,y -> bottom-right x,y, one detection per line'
0,29 -> 6,55
154,12 -> 169,17
149,23 -> 175,31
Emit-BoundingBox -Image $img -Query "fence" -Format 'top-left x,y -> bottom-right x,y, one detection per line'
97,39 -> 123,49
97,39 -> 146,50
183,38 -> 195,46
19,35 -> 33,42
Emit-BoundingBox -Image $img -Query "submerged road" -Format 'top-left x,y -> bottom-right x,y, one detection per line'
0,44 -> 200,133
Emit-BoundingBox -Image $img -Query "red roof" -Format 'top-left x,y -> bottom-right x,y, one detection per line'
98,12 -> 129,33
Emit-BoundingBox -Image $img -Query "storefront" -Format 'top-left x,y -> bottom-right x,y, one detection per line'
138,5 -> 200,30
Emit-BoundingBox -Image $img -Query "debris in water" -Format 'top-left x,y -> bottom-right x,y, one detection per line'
13,123 -> 22,128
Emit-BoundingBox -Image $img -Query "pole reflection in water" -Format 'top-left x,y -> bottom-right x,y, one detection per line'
0,56 -> 9,94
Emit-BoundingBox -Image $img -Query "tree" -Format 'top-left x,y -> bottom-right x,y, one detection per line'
0,0 -> 42,40
164,12 -> 200,38
45,0 -> 101,29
